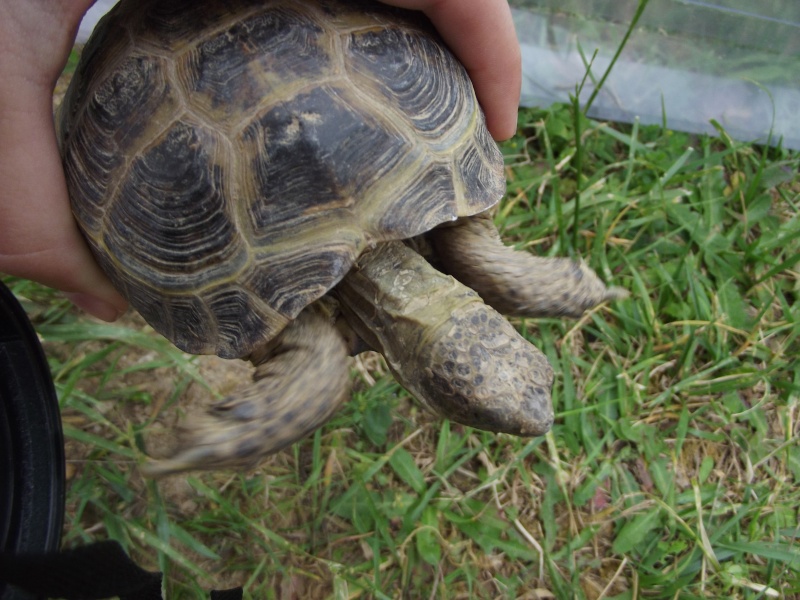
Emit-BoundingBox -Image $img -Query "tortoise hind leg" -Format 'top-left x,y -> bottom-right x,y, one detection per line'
431,212 -> 628,319
143,305 -> 350,477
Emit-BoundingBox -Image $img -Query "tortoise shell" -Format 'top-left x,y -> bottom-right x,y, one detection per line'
59,0 -> 504,358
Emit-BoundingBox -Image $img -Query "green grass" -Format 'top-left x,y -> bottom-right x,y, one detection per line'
6,103 -> 798,598
8,24 -> 800,597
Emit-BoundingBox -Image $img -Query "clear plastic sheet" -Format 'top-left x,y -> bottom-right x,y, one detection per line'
512,0 -> 800,148
77,0 -> 118,43
78,0 -> 799,148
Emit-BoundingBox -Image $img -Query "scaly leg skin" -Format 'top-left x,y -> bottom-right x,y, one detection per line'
143,305 -> 350,477
337,241 -> 554,437
431,212 -> 628,318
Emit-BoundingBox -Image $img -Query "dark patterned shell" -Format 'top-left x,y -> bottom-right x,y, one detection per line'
59,0 -> 505,359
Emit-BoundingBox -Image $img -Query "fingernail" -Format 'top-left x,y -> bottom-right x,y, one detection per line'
66,293 -> 125,322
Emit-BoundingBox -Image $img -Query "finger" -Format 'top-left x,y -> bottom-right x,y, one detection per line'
0,0 -> 98,87
0,99 -> 127,321
0,0 -> 126,320
378,0 -> 521,140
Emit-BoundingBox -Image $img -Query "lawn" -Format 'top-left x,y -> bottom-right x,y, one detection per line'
4,7 -> 800,598
7,100 -> 798,598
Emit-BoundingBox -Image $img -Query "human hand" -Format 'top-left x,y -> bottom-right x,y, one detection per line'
0,0 -> 128,321
0,0 -> 519,323
379,0 -> 521,141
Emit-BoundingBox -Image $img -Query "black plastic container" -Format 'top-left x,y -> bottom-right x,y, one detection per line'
0,282 -> 65,599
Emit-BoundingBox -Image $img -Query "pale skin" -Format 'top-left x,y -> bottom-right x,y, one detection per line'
0,0 -> 521,322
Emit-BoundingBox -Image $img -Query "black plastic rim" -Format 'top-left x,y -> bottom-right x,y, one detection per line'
0,282 -> 64,598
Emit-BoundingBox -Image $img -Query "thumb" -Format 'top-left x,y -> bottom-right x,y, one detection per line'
0,94 -> 127,321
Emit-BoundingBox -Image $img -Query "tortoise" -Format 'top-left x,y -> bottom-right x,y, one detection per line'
58,0 -> 626,476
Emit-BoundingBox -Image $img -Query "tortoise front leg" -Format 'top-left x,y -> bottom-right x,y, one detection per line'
337,241 -> 554,437
144,305 -> 350,476
431,212 -> 628,319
